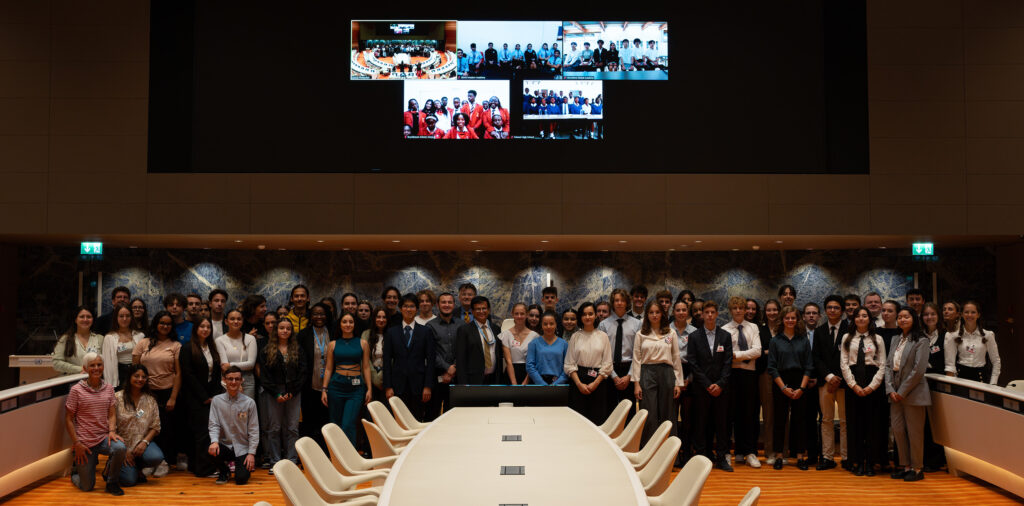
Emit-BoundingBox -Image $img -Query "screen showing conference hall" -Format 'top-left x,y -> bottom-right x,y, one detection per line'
148,1 -> 867,173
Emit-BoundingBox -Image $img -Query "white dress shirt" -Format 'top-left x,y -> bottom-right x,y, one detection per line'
597,313 -> 642,377
722,320 -> 762,371
944,328 -> 1001,384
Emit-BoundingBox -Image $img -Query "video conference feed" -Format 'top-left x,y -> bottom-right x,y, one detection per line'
404,81 -> 511,139
561,21 -> 667,80
455,21 -> 564,80
351,20 -> 457,80
519,80 -> 604,140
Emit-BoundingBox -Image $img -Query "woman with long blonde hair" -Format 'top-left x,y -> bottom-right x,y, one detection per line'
257,318 -> 306,468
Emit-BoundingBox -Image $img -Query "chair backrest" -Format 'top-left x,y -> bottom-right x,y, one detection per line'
272,459 -> 328,506
633,420 -> 673,470
388,396 -> 427,430
362,419 -> 400,458
648,455 -> 713,506
501,318 -> 515,332
296,436 -> 354,499
738,486 -> 761,506
1006,380 -> 1024,392
614,409 -> 648,453
368,401 -> 412,438
322,423 -> 365,474
637,436 -> 681,496
599,399 -> 632,437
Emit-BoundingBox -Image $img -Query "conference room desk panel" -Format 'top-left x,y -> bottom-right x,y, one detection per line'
379,406 -> 648,505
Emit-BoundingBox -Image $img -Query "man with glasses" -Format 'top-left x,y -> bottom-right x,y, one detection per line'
208,366 -> 258,485
454,296 -> 505,385
813,295 -> 849,470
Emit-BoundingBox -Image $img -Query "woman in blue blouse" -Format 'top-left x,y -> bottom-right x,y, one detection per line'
526,312 -> 569,385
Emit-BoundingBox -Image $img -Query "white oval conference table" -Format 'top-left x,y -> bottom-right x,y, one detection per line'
378,406 -> 648,505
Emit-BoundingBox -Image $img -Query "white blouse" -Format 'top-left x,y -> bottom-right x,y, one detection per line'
215,333 -> 257,372
944,329 -> 1000,384
630,329 -> 685,386
839,333 -> 887,391
563,329 -> 613,378
499,329 -> 538,364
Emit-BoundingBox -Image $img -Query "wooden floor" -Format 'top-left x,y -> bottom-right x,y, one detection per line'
5,458 -> 1021,505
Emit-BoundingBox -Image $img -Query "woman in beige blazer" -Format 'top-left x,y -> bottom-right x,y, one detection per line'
885,308 -> 931,482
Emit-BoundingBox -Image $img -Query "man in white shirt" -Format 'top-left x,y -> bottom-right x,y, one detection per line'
563,42 -> 580,69
645,40 -> 661,69
598,288 -> 642,423
628,285 -> 648,320
619,38 -> 632,70
454,296 -> 504,384
723,297 -> 762,468
813,295 -> 849,470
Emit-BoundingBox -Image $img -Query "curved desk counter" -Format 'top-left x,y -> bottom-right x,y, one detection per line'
379,406 -> 648,505
927,373 -> 1024,498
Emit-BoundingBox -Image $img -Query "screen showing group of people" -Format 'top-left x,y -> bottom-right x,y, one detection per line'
404,81 -> 511,139
351,21 -> 458,80
521,80 -> 604,140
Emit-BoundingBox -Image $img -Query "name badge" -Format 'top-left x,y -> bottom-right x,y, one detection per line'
350,377 -> 362,386
967,346 -> 975,354
512,340 -> 521,347
664,336 -> 672,344
930,345 -> 940,354
716,345 -> 724,353
136,408 -> 145,419
587,369 -> 598,378
865,345 -> 874,354
238,411 -> 247,420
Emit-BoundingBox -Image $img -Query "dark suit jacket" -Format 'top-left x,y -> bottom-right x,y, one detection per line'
454,320 -> 506,385
179,343 -> 225,407
297,325 -> 335,391
383,322 -> 436,396
813,320 -> 849,382
687,326 -> 733,390
926,331 -> 945,373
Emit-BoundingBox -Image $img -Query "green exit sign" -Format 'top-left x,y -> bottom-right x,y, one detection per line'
912,242 -> 934,256
80,242 -> 103,255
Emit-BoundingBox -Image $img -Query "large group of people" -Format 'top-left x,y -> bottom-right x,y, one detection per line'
560,38 -> 667,72
404,91 -> 510,139
458,41 -> 565,77
457,38 -> 666,77
523,87 -> 603,139
57,280 -> 1001,495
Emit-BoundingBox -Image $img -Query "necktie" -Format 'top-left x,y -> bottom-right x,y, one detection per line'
854,334 -> 867,385
737,325 -> 749,364
614,318 -> 624,365
479,324 -> 493,369
830,326 -> 837,346
404,325 -> 412,348
464,311 -> 471,323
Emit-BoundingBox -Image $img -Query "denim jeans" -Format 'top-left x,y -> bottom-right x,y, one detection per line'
119,441 -> 165,486
71,438 -> 127,491
261,390 -> 301,464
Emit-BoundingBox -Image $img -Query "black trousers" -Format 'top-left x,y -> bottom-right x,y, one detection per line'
571,367 -> 608,425
213,443 -> 251,484
512,363 -> 528,384
607,362 -> 635,423
152,388 -> 178,463
846,366 -> 886,467
300,386 -> 330,452
772,370 -> 807,456
693,384 -> 729,461
729,368 -> 760,457
804,385 -> 822,462
674,363 -> 693,458
186,400 -> 217,477
425,371 -> 450,421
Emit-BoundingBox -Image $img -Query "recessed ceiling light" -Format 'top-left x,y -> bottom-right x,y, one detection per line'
391,240 -> 400,243
618,240 -> 627,243
257,245 -> 266,250
806,248 -> 813,251
316,240 -> 324,243
475,249 -> 482,252
879,246 -> 887,249
128,245 -> 138,249
410,249 -> 417,252
342,247 -> 350,251
775,240 -> 784,244
203,247 -> 211,250
694,240 -> 703,244
234,240 -> 243,243
680,245 -> 689,248
536,249 -> 543,252
600,249 -> 609,252
752,245 -> 760,250
540,240 -> 549,243
731,248 -> 739,251
470,240 -> 479,243
669,248 -> 676,251
278,248 -> 286,251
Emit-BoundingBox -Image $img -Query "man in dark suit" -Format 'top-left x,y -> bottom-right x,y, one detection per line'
813,295 -> 849,470
455,295 -> 505,385
383,294 -> 436,422
687,301 -> 734,471
802,302 -> 822,467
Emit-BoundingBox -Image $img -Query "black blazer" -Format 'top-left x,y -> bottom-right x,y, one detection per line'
258,345 -> 308,397
298,325 -> 336,391
926,330 -> 945,373
179,343 -> 224,407
687,326 -> 733,390
755,324 -> 775,375
383,322 -> 436,395
454,320 -> 506,385
813,320 -> 849,382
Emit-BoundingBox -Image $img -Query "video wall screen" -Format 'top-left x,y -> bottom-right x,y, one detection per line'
149,1 -> 867,173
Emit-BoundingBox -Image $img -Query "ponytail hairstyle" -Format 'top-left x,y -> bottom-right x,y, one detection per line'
59,306 -> 94,358
956,300 -> 986,344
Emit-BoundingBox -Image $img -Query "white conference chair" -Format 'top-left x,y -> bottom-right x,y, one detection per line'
295,437 -> 385,502
362,419 -> 407,458
624,420 -> 673,470
367,401 -> 421,443
613,409 -> 648,453
272,459 -> 379,506
322,423 -> 396,480
388,396 -> 430,431
647,455 -> 713,506
738,486 -> 761,506
1006,380 -> 1024,392
638,436 -> 681,496
599,399 -> 633,438
253,502 -> 273,506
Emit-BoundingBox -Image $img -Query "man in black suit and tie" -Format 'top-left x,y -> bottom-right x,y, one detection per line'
687,301 -> 734,471
813,295 -> 849,470
455,296 -> 505,385
383,294 -> 436,421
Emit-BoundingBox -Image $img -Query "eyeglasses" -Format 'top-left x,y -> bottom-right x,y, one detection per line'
224,377 -> 243,382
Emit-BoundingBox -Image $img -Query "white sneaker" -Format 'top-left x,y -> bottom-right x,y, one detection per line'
176,454 -> 188,472
746,454 -> 762,468
765,455 -> 776,465
153,461 -> 169,478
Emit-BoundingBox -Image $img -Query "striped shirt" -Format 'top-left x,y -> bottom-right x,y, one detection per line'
66,380 -> 115,447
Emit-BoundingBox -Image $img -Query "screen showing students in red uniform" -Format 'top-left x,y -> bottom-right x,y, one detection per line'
404,81 -> 510,139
